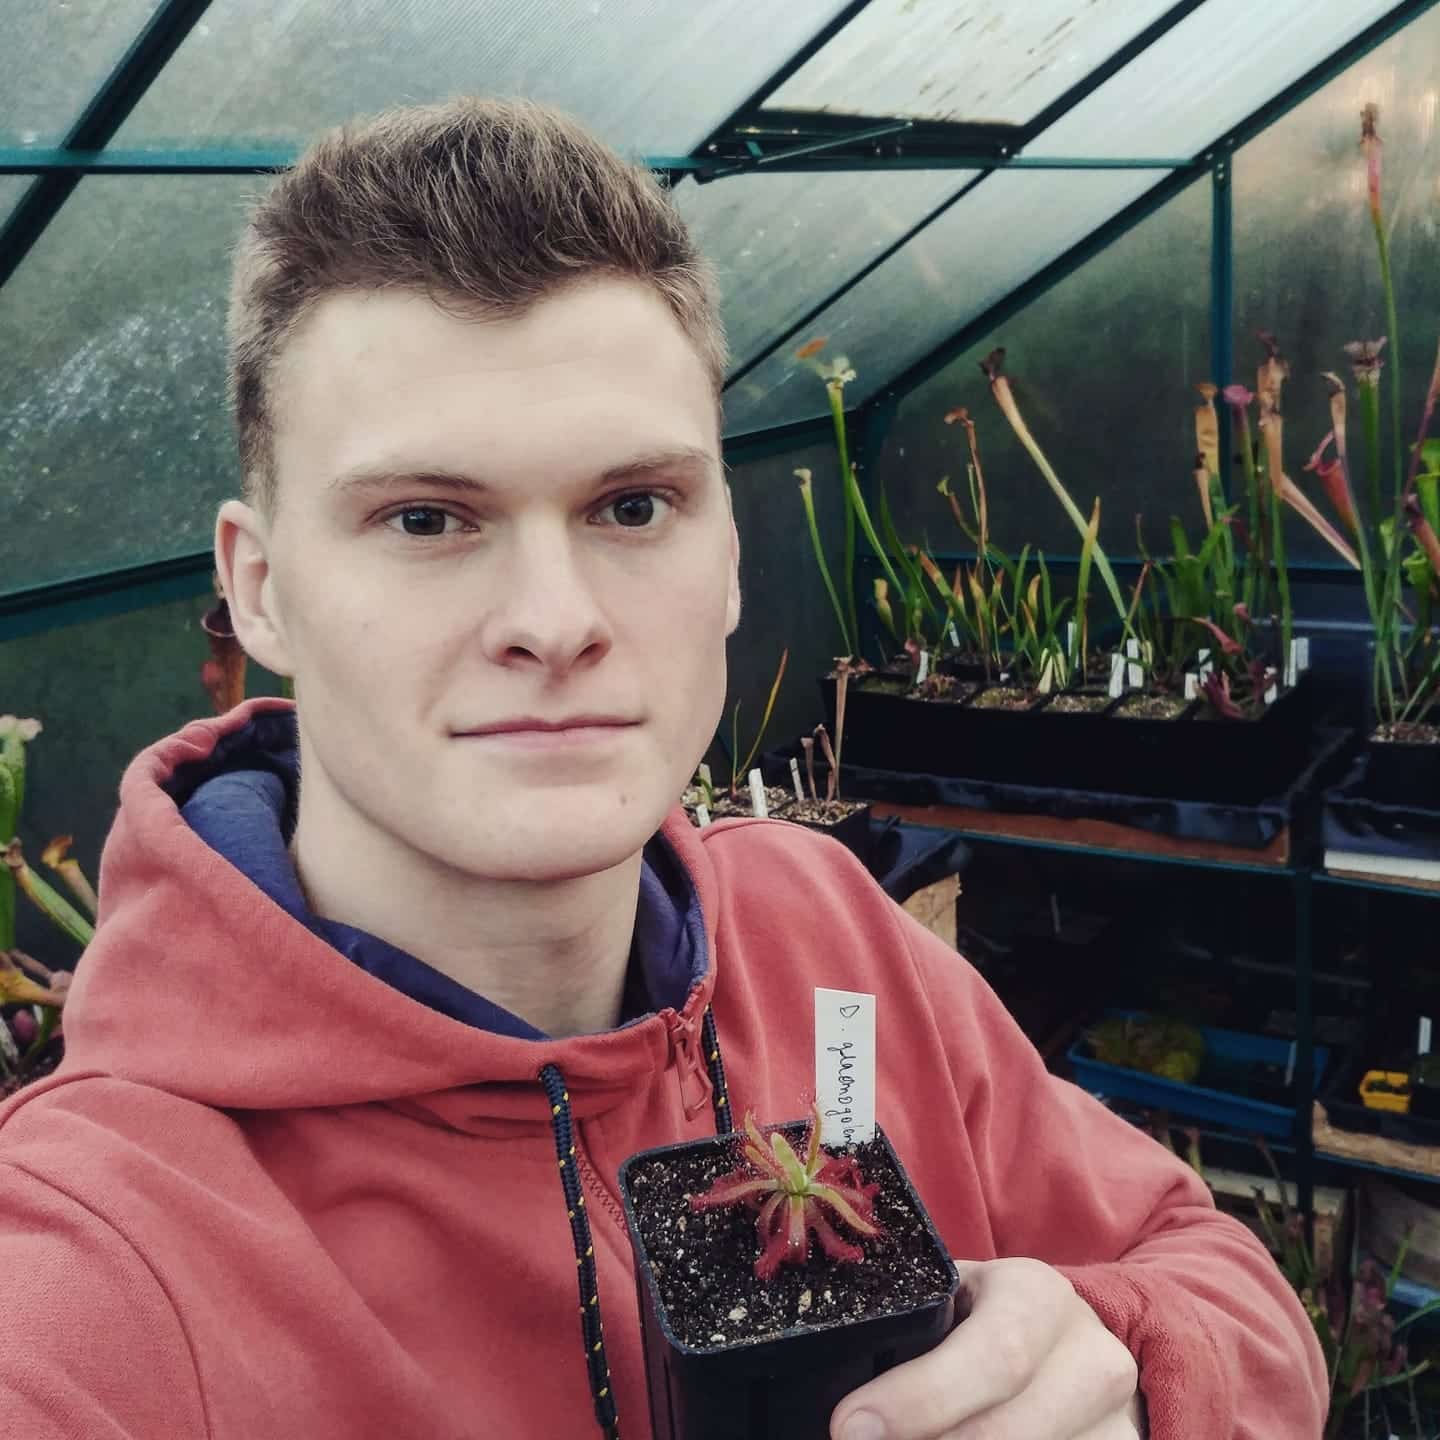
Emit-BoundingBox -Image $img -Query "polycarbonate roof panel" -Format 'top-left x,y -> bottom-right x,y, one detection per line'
113,0 -> 852,156
722,166 -> 1167,436
672,169 -> 976,375
0,0 -> 162,146
765,0 -> 1182,127
0,175 -> 257,592
1028,0 -> 1402,158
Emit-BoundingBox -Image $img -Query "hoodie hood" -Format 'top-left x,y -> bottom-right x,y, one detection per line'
60,698 -> 721,1130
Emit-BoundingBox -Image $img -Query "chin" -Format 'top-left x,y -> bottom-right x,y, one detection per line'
456,786 -> 675,883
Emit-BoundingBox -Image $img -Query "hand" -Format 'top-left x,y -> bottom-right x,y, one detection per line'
830,1257 -> 1144,1440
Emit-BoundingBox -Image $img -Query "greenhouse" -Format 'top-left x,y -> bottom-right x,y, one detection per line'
4,2 -> 1440,1437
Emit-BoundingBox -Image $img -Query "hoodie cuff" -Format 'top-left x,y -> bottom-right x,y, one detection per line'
1058,1263 -> 1232,1440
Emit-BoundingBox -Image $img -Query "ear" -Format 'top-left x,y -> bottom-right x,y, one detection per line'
214,499 -> 296,678
724,513 -> 742,636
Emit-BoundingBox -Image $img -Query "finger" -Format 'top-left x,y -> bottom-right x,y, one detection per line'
936,1318 -> 1138,1440
830,1259 -> 1070,1440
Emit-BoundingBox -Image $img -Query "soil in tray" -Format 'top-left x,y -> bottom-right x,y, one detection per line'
689,788 -> 793,822
1113,693 -> 1189,720
1372,721 -> 1440,745
903,676 -> 977,704
786,798 -> 866,826
968,686 -> 1034,712
626,1137 -> 954,1351
1045,692 -> 1111,715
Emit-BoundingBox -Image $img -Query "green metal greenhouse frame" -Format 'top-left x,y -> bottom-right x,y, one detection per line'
1,0 -> 1436,642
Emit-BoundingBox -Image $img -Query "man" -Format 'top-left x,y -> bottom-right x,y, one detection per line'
2,99 -> 1323,1438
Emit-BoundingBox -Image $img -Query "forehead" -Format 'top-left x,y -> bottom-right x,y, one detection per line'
268,280 -> 719,494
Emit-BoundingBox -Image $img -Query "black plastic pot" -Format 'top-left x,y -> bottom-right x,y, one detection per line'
1362,733 -> 1440,807
819,670 -> 1315,803
784,804 -> 873,866
618,1123 -> 959,1440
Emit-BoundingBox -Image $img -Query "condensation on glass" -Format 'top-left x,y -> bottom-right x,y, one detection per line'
722,166 -> 1168,436
875,178 -> 1211,561
674,169 -> 975,375
1028,0 -> 1402,159
0,0 -> 162,146
1233,3 -> 1440,565
0,176 -> 257,592
765,0 -> 1182,128
111,0 -> 853,156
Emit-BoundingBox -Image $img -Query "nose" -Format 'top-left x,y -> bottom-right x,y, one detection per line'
481,519 -> 612,675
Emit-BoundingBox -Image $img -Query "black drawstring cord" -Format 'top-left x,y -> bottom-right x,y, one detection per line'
540,1063 -> 621,1440
541,1004 -> 732,1438
700,1005 -> 732,1134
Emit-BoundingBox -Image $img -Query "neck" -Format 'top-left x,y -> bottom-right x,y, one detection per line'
288,772 -> 643,1041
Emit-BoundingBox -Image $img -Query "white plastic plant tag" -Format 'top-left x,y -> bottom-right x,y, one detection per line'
789,757 -> 805,804
1198,648 -> 1213,678
1127,662 -> 1143,690
999,670 -> 1010,683
1264,683 -> 1278,706
695,803 -> 711,828
1284,1041 -> 1296,1087
1126,639 -> 1140,659
948,624 -> 960,648
1295,637 -> 1311,672
1066,621 -> 1077,654
698,762 -> 712,790
1108,654 -> 1125,698
815,987 -> 876,1147
916,650 -> 931,684
1284,643 -> 1298,689
0,1013 -> 18,1068
1420,1016 -> 1433,1056
748,769 -> 768,818
1184,673 -> 1200,701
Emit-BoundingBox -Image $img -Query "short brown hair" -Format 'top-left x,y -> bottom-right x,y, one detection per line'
228,98 -> 726,511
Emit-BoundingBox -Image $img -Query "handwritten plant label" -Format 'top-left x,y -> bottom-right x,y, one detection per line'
1295,637 -> 1311,672
1108,653 -> 1126,699
948,624 -> 961,648
1184,672 -> 1200,701
1198,648 -> 1213,678
748,768 -> 768,818
789,756 -> 805,804
916,649 -> 931,685
815,987 -> 876,1147
695,803 -> 711,828
1421,1016 -> 1433,1056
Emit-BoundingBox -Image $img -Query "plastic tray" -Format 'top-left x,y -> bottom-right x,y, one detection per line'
1067,1011 -> 1330,1138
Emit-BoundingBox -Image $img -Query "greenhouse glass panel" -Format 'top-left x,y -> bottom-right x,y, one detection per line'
1233,2 -> 1440,566
0,0 -> 161,146
673,169 -> 975,374
723,167 -> 1167,436
0,176 -> 260,595
113,0 -> 850,156
0,177 -> 30,229
1028,0 -> 1400,159
875,177 -> 1212,561
765,0 -> 1180,127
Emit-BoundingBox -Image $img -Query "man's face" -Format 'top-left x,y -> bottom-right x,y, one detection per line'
234,279 -> 738,882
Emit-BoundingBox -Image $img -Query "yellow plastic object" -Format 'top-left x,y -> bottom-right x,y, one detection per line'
1359,1070 -> 1412,1114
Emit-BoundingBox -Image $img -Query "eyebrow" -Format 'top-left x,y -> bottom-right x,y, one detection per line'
328,446 -> 716,496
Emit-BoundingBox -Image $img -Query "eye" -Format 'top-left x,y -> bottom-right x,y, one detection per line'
384,507 -> 467,538
597,491 -> 672,529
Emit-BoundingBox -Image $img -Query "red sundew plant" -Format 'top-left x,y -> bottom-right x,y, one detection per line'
690,1104 -> 881,1281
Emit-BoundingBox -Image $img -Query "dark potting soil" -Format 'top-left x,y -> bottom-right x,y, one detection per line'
859,677 -> 910,696
1373,722 -> 1440,746
904,678 -> 977,705
1045,692 -> 1111,715
785,798 -> 866,826
691,788 -> 794,823
627,1135 -> 955,1352
1114,694 -> 1189,720
969,687 -> 1032,712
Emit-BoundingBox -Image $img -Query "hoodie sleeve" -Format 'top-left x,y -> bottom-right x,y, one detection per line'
897,905 -> 1328,1440
0,1161 -> 209,1438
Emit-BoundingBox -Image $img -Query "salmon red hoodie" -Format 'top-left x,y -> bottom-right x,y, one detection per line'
1,700 -> 1325,1438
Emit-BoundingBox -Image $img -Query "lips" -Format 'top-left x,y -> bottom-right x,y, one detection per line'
456,715 -> 638,737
